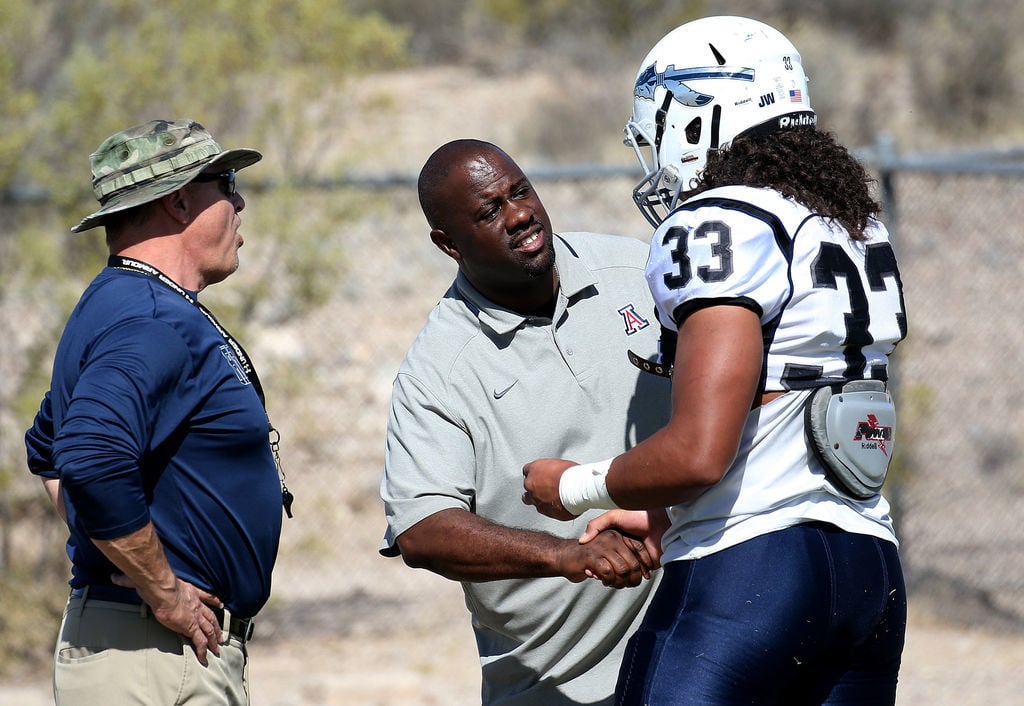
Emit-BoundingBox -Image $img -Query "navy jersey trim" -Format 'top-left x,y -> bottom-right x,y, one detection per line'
671,296 -> 762,327
679,196 -> 795,261
677,197 -> 796,393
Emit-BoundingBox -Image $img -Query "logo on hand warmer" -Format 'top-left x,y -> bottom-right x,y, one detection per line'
853,414 -> 892,456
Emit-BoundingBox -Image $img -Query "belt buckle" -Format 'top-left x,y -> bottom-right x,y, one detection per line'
218,609 -> 230,646
219,608 -> 254,644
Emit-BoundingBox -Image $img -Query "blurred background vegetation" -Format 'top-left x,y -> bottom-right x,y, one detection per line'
2,0 -> 1022,682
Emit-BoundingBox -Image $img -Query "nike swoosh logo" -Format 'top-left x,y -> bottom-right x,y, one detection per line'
493,380 -> 519,399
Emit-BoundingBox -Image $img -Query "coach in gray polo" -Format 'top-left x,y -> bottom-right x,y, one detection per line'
379,139 -> 671,705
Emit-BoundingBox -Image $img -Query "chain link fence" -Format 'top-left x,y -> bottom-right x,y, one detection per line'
871,152 -> 1024,632
258,155 -> 1024,632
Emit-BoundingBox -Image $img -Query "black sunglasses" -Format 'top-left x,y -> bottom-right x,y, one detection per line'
193,169 -> 236,197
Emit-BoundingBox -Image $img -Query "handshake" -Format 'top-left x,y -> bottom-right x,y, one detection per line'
522,457 -> 668,589
550,508 -> 669,589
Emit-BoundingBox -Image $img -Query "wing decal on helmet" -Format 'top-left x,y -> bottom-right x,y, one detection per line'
634,64 -> 755,107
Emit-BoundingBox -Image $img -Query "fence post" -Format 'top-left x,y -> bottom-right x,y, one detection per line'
870,132 -> 911,544
875,132 -> 899,239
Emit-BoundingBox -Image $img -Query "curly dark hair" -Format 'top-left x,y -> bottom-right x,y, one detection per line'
688,128 -> 881,240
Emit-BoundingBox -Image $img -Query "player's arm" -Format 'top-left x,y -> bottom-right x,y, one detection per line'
395,508 -> 655,587
607,304 -> 763,506
524,304 -> 763,514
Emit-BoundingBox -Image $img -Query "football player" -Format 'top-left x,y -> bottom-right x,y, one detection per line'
524,16 -> 908,705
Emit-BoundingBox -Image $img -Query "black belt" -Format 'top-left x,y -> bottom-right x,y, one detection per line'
70,585 -> 254,643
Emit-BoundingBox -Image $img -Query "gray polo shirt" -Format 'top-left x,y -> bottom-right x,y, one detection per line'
380,232 -> 671,705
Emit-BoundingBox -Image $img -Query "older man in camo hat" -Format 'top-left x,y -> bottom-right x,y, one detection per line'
26,119 -> 285,705
72,118 -> 262,233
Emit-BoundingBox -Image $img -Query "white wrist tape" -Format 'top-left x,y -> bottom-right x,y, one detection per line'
558,458 -> 618,515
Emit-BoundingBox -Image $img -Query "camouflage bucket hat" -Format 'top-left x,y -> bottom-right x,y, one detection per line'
71,119 -> 262,233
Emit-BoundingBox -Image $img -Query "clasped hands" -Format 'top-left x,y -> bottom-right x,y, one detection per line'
523,458 -> 666,588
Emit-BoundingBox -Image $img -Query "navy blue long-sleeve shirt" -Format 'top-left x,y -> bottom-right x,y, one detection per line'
26,266 -> 281,617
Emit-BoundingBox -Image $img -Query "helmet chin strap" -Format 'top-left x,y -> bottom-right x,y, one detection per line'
710,104 -> 722,149
654,92 -> 674,155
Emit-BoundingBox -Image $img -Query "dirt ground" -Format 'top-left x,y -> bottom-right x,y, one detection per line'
3,589 -> 1022,705
245,599 -> 1024,706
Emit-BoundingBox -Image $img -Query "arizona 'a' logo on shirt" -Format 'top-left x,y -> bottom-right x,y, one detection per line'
618,304 -> 651,335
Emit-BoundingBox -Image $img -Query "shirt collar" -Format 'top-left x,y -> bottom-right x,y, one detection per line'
454,234 -> 598,335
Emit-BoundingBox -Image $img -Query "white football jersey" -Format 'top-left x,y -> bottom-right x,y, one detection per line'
645,185 -> 907,561
646,185 -> 907,391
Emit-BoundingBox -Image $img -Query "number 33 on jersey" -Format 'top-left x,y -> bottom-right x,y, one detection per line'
644,185 -> 907,391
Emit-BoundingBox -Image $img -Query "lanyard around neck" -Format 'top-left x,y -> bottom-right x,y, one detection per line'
106,255 -> 294,517
107,255 -> 266,406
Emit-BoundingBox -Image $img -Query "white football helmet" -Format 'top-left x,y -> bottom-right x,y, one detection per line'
625,16 -> 816,226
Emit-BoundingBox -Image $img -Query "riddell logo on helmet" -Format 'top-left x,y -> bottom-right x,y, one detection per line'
778,113 -> 817,129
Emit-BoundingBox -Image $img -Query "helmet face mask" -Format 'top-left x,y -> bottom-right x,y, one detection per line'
624,16 -> 816,226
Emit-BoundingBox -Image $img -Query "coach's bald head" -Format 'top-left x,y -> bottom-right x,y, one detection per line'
415,138 -> 557,315
418,139 -> 513,230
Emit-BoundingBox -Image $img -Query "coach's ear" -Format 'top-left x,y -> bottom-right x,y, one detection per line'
430,228 -> 462,263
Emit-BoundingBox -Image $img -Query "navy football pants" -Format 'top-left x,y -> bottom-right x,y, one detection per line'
616,522 -> 906,705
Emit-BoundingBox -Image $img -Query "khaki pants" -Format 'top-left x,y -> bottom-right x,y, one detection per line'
53,594 -> 249,705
